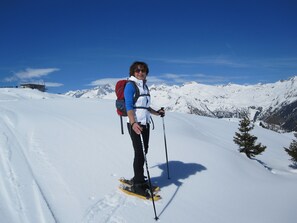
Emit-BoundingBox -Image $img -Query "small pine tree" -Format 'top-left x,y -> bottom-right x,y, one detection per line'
284,133 -> 297,167
233,116 -> 266,159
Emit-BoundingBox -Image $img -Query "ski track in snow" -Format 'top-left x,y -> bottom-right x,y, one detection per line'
0,110 -> 31,222
82,191 -> 127,223
0,108 -> 57,223
28,130 -> 75,196
25,115 -> 90,223
0,132 -> 25,222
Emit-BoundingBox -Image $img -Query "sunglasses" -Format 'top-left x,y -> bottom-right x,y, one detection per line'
135,68 -> 146,74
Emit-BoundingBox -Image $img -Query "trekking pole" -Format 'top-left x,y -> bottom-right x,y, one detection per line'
161,107 -> 170,179
140,133 -> 159,221
120,116 -> 124,134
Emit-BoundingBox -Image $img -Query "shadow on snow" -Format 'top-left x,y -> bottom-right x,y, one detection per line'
151,160 -> 206,187
150,160 -> 207,218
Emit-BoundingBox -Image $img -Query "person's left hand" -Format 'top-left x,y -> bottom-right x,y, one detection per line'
158,108 -> 165,117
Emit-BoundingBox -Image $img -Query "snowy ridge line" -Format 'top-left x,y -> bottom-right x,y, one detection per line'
65,76 -> 297,131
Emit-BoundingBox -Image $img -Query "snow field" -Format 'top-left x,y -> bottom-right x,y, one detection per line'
0,88 -> 296,223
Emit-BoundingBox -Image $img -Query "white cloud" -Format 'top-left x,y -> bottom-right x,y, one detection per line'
45,82 -> 64,87
154,56 -> 248,68
3,76 -> 16,82
16,68 -> 60,79
88,78 -> 125,86
149,73 -> 235,85
158,56 -> 297,69
258,57 -> 297,68
146,76 -> 168,85
4,68 -> 60,82
88,73 -> 235,87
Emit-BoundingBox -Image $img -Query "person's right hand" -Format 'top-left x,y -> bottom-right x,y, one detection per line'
132,122 -> 142,135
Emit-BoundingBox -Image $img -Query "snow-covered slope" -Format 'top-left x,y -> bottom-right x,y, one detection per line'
66,76 -> 297,131
0,88 -> 296,223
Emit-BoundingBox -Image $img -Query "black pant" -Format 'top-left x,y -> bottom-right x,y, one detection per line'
127,123 -> 150,184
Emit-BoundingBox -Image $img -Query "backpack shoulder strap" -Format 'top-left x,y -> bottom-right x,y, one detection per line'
127,80 -> 140,103
144,83 -> 150,92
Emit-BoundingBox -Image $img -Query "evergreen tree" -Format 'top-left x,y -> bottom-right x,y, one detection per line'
233,116 -> 266,159
284,133 -> 297,167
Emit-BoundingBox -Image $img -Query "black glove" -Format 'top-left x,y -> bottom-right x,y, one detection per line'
158,108 -> 165,117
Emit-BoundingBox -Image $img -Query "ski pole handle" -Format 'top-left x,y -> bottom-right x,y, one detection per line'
159,107 -> 165,117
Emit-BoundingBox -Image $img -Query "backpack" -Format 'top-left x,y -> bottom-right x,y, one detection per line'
115,80 -> 139,134
115,80 -> 139,117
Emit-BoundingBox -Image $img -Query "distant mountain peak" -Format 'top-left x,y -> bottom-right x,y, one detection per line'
65,76 -> 297,131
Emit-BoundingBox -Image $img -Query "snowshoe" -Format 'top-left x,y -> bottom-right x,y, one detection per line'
119,184 -> 161,201
119,177 -> 160,193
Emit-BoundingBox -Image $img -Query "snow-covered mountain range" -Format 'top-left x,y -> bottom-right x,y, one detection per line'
66,76 -> 297,132
1,88 -> 296,223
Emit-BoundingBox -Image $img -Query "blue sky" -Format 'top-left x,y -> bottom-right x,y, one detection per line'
1,0 -> 297,93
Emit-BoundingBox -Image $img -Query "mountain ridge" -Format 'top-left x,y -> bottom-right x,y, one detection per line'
65,76 -> 297,132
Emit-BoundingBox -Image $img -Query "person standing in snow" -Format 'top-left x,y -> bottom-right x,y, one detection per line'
124,61 -> 165,195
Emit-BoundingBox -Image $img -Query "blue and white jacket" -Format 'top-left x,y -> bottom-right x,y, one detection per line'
124,76 -> 151,125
